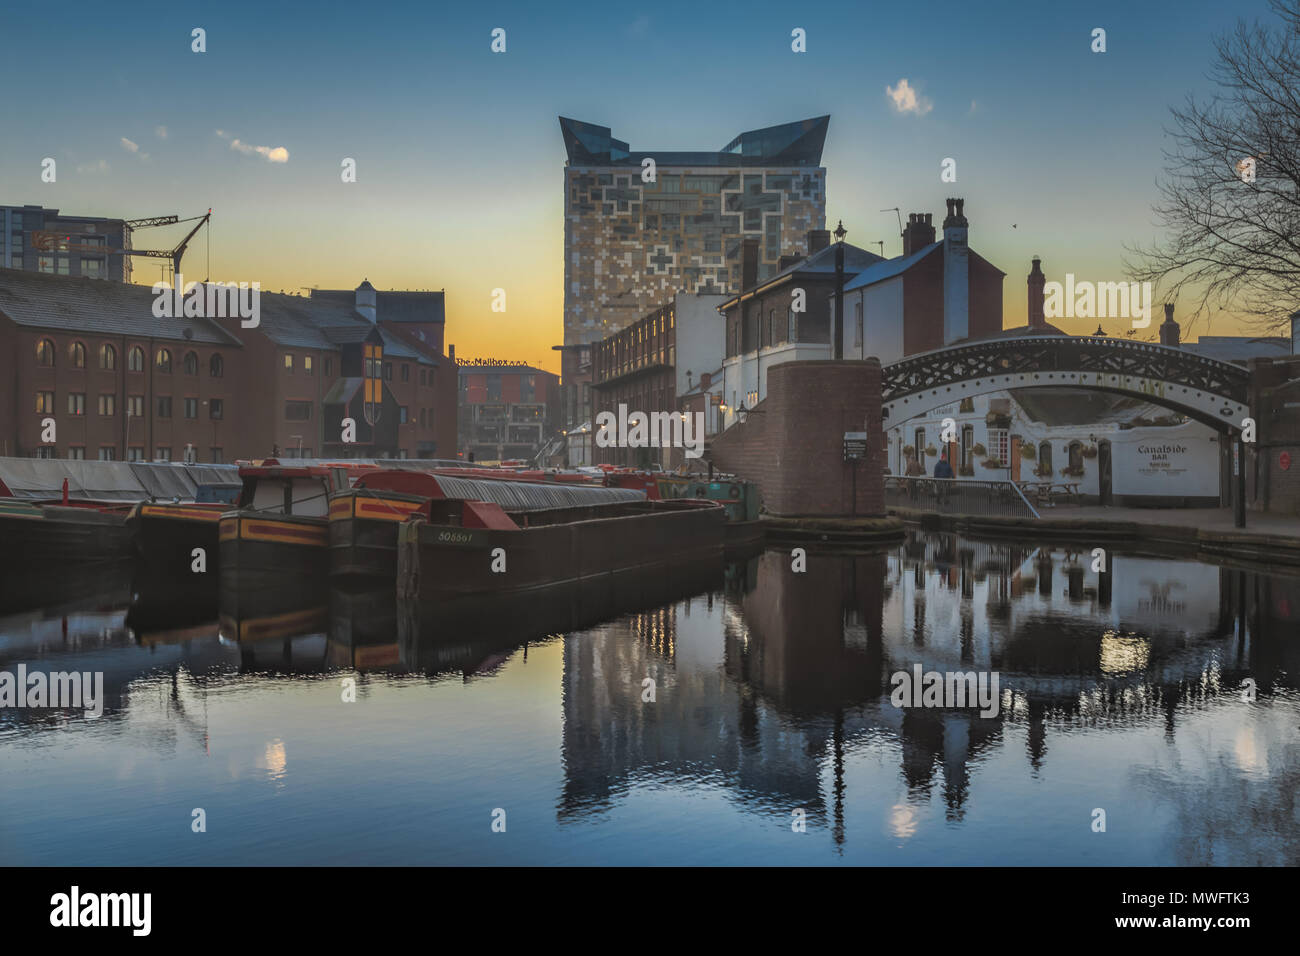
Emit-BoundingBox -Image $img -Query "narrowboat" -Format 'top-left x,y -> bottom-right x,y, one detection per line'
676,478 -> 763,552
328,470 -> 646,579
0,497 -> 133,574
219,461 -> 373,594
396,494 -> 725,606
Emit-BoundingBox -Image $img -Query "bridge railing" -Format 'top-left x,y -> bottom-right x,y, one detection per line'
884,476 -> 1041,519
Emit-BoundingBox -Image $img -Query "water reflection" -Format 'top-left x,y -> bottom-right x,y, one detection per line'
0,533 -> 1297,865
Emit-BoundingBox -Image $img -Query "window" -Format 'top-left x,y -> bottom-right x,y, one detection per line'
304,356 -> 313,376
989,428 -> 1010,465
127,447 -> 144,462
961,425 -> 974,469
914,428 -> 926,469
155,447 -> 171,461
401,364 -> 409,382
854,301 -> 863,352
128,346 -> 145,372
67,393 -> 85,416
520,375 -> 536,402
209,398 -> 223,420
418,369 -> 426,386
82,259 -> 105,279
126,395 -> 144,418
1068,441 -> 1083,473
157,396 -> 172,418
210,448 -> 223,464
36,338 -> 55,367
383,362 -> 393,381
156,348 -> 172,373
68,342 -> 86,368
399,406 -> 409,424
324,358 -> 333,377
35,446 -> 55,459
184,398 -> 198,419
284,354 -> 294,372
99,344 -> 116,370
486,374 -> 502,401
209,354 -> 223,378
98,447 -> 116,461
183,351 -> 198,375
68,447 -> 85,460
98,394 -> 116,416
35,391 -> 54,414
285,401 -> 312,421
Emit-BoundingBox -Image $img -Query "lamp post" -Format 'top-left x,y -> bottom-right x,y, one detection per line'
833,220 -> 847,360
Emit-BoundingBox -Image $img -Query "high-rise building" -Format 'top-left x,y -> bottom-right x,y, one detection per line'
558,115 -> 829,425
0,205 -> 130,281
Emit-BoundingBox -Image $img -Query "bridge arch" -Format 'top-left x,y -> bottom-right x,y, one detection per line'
880,336 -> 1250,432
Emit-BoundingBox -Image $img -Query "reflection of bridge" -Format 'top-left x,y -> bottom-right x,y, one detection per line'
881,336 -> 1251,432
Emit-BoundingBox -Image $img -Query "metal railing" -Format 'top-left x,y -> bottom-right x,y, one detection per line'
885,476 -> 1040,519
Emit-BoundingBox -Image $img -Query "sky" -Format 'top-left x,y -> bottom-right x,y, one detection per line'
1,0 -> 1282,374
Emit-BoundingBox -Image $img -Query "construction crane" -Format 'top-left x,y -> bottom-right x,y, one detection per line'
32,210 -> 211,282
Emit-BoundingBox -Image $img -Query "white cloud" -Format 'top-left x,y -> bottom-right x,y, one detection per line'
885,78 -> 933,116
76,159 -> 110,174
119,137 -> 149,160
216,129 -> 289,163
155,125 -> 168,139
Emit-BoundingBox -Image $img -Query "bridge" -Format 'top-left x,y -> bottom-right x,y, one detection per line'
881,336 -> 1251,433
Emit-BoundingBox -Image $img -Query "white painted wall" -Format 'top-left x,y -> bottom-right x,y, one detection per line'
864,277 -> 905,364
673,294 -> 728,399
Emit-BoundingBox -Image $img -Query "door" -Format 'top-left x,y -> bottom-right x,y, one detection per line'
1098,439 -> 1112,505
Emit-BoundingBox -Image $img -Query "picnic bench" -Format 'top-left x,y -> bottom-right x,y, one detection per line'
1018,481 -> 1081,506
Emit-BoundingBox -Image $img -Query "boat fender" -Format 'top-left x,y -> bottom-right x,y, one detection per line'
728,485 -> 741,499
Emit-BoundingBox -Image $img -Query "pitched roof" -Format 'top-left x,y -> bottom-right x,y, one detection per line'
842,242 -> 942,292
0,268 -> 243,346
720,242 -> 886,309
312,288 -> 445,324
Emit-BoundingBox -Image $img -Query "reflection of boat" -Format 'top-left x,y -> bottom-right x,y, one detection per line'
397,554 -> 722,672
328,471 -> 646,580
397,496 -> 724,605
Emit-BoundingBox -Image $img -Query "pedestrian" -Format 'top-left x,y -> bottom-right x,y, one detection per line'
905,452 -> 924,501
933,451 -> 954,505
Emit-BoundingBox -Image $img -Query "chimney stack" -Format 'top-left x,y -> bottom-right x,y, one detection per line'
1159,303 -> 1180,347
355,279 -> 377,324
741,237 -> 760,291
942,198 -> 970,344
777,253 -> 802,271
806,228 -> 831,255
1028,257 -> 1046,329
902,213 -> 936,256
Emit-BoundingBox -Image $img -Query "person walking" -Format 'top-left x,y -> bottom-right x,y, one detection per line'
905,452 -> 924,501
933,451 -> 954,505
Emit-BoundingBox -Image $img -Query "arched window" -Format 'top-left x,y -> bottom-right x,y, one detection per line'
209,353 -> 223,378
36,338 -> 55,367
156,348 -> 171,373
183,351 -> 198,375
1068,441 -> 1083,473
69,341 -> 86,368
1038,441 -> 1053,474
100,343 -> 117,370
128,346 -> 145,372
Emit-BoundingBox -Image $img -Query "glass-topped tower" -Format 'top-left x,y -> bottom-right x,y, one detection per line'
560,116 -> 829,350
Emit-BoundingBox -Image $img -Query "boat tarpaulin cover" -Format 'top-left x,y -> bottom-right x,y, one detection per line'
0,458 -> 238,502
432,474 -> 644,512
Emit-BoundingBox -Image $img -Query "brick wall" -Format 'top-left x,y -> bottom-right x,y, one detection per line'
710,359 -> 884,516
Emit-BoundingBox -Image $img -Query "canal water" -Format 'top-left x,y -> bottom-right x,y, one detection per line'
1,531 -> 1297,865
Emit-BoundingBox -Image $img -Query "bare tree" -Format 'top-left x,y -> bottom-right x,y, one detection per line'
1127,0 -> 1300,333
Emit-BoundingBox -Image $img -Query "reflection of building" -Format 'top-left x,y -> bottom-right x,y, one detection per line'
560,115 -> 829,351
1,205 -> 130,281
457,362 -> 560,462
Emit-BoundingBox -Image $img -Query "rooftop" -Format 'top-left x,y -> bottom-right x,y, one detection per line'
559,116 -> 830,167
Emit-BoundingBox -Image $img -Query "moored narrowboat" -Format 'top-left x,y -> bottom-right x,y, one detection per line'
0,497 -> 134,574
673,478 -> 763,552
396,495 -> 725,605
329,470 -> 647,579
219,461 -> 372,593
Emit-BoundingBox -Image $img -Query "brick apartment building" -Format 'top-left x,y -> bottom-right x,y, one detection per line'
0,269 -> 457,461
457,362 -> 560,462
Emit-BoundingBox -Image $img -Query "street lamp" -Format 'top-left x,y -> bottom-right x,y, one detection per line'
833,220 -> 847,360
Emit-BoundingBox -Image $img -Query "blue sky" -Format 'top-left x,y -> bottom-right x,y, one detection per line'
1,0 -> 1279,367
